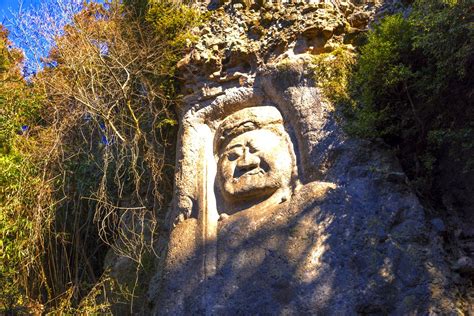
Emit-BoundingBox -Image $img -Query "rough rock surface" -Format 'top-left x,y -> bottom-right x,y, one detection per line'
176,0 -> 405,111
144,1 -> 457,314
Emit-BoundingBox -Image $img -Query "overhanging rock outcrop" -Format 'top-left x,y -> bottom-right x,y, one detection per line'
148,1 -> 456,314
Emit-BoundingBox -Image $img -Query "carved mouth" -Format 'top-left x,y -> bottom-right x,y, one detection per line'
234,168 -> 265,179
243,169 -> 264,176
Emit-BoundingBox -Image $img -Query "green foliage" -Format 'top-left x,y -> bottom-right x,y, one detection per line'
0,25 -> 48,313
0,154 -> 29,311
312,47 -> 356,107
346,0 -> 473,183
146,0 -> 205,95
147,1 -> 202,44
349,13 -> 416,138
0,0 -> 203,313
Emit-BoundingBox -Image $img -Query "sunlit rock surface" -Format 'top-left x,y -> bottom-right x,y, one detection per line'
146,1 -> 456,314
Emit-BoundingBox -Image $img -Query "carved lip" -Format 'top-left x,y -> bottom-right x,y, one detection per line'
237,168 -> 265,178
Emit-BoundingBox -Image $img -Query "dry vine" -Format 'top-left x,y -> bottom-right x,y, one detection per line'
5,0 -> 200,311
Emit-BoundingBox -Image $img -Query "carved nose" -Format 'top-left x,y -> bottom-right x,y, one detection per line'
236,149 -> 260,173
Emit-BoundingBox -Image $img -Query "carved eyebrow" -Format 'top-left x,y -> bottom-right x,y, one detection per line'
247,140 -> 259,148
226,143 -> 244,151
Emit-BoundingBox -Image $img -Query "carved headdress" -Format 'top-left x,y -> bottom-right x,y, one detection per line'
214,106 -> 285,153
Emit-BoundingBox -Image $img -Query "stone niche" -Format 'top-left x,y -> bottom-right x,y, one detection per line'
152,61 -> 455,315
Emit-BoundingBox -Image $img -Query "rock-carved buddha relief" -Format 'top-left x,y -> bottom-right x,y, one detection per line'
155,68 -> 455,314
214,106 -> 298,216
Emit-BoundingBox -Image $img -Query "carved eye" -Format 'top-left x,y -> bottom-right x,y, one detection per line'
227,152 -> 239,161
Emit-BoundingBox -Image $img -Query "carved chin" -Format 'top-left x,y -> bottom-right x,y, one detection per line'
222,174 -> 280,201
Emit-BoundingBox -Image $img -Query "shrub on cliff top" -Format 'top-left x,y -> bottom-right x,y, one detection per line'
347,0 -> 473,185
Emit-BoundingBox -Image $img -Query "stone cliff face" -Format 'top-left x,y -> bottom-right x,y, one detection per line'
142,1 -> 459,314
175,0 -> 404,110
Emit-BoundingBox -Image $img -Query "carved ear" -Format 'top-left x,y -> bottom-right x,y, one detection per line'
259,60 -> 345,183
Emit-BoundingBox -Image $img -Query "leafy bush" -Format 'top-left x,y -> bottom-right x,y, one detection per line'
0,24 -> 49,314
347,0 -> 473,184
349,14 -> 416,138
312,46 -> 356,108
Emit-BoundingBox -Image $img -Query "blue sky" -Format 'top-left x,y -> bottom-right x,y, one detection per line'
0,0 -> 41,24
0,0 -> 103,75
1,0 -> 56,74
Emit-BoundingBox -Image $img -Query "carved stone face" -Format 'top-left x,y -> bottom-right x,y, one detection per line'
217,128 -> 293,203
